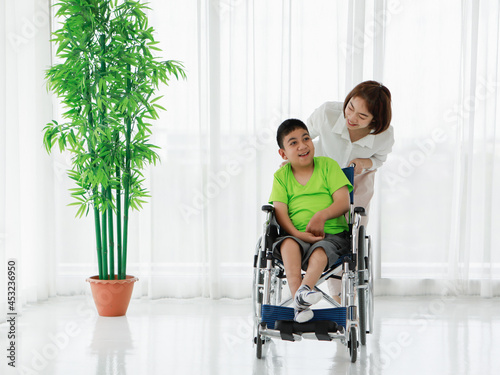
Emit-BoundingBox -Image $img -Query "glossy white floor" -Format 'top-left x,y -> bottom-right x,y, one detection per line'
1,295 -> 499,375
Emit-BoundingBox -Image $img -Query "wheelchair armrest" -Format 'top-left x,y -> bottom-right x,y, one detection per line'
354,207 -> 366,216
262,204 -> 274,213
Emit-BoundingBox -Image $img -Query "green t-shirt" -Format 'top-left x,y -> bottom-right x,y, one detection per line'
269,156 -> 353,235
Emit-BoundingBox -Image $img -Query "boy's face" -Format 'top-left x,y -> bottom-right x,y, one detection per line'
279,128 -> 315,168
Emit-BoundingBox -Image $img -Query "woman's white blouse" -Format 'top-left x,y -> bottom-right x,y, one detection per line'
307,101 -> 394,170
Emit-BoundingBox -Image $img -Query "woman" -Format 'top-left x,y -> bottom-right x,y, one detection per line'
307,80 -> 394,225
307,80 -> 394,300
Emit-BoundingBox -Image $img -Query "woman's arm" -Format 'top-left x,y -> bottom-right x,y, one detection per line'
361,126 -> 395,172
368,152 -> 389,170
348,158 -> 373,175
305,185 -> 350,237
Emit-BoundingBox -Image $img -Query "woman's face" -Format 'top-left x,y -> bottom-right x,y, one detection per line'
344,96 -> 374,131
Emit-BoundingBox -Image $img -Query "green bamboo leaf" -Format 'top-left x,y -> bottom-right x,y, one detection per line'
152,103 -> 166,111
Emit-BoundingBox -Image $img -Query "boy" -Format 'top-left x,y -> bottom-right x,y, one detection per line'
269,119 -> 352,323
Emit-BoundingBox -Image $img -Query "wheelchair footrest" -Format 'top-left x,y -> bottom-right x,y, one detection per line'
275,320 -> 343,342
261,304 -> 347,330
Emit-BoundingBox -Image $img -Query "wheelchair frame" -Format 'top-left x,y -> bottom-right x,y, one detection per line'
252,167 -> 374,363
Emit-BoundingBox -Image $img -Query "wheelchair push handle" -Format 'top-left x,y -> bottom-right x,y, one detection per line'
262,205 -> 274,213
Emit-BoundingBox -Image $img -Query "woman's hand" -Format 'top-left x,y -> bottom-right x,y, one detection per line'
348,158 -> 373,175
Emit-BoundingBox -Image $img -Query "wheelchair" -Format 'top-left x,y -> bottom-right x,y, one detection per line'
252,166 -> 373,363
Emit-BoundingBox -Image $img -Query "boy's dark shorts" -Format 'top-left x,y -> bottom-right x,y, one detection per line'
272,231 -> 350,271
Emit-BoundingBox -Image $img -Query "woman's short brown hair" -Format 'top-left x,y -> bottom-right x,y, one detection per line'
343,80 -> 392,134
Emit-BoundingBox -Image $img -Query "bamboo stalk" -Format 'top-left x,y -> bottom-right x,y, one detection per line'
85,62 -> 103,279
93,205 -> 103,279
121,63 -> 132,280
122,179 -> 129,280
101,186 -> 108,280
98,33 -> 110,280
116,164 -> 122,279
122,128 -> 131,279
107,186 -> 115,279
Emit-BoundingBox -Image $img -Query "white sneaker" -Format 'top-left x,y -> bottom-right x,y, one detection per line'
293,285 -> 322,323
294,285 -> 322,310
294,308 -> 314,323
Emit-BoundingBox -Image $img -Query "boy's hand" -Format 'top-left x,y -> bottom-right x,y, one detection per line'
306,211 -> 327,237
298,231 -> 325,244
274,201 -> 324,244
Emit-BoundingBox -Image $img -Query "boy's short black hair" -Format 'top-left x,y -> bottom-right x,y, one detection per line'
276,118 -> 309,149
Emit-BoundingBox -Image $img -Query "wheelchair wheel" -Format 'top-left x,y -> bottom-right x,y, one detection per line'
256,335 -> 263,359
348,326 -> 358,363
367,235 -> 374,336
255,323 -> 266,359
252,237 -> 264,321
253,268 -> 264,319
357,225 -> 367,346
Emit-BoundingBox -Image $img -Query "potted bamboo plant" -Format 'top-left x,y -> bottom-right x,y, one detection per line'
43,0 -> 185,316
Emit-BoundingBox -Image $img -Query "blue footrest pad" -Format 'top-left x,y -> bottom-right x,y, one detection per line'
261,304 -> 347,330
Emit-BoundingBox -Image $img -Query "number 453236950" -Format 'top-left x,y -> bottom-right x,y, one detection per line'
7,260 -> 16,311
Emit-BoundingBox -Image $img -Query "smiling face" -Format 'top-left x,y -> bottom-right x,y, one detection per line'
279,128 -> 315,168
344,96 -> 374,131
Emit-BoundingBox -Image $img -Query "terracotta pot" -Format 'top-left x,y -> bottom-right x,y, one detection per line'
86,275 -> 138,317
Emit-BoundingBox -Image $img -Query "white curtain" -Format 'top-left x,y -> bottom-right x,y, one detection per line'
1,0 -> 55,321
375,0 -> 500,296
1,0 -> 499,317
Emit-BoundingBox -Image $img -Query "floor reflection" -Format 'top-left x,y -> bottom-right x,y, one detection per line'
91,316 -> 133,375
0,296 -> 498,374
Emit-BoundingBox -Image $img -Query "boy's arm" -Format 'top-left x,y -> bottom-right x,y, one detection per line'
273,201 -> 325,243
305,185 -> 350,237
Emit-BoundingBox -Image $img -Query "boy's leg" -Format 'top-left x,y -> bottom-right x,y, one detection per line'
302,247 -> 328,289
279,238 -> 303,296
293,248 -> 328,323
280,240 -> 329,323
281,243 -> 329,294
